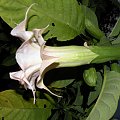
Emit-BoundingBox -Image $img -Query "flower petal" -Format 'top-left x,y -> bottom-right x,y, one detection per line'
10,70 -> 32,90
10,69 -> 39,104
10,70 -> 25,85
10,4 -> 35,41
37,54 -> 61,97
16,40 -> 41,70
37,77 -> 62,97
33,25 -> 49,46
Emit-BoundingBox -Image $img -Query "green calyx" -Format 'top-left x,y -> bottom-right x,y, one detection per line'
44,46 -> 120,68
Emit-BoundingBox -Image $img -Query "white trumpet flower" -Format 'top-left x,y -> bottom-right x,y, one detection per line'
9,4 -> 61,104
9,4 -> 99,104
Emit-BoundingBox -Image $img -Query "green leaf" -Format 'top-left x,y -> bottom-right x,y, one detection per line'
109,17 -> 120,37
111,62 -> 120,73
82,0 -> 89,6
97,36 -> 112,46
64,111 -> 72,120
49,79 -> 75,88
112,34 -> 120,45
87,72 -> 102,106
86,71 -> 120,120
50,111 -> 59,120
84,6 -> 104,39
83,67 -> 97,86
84,6 -> 98,27
73,85 -> 83,106
0,0 -> 84,41
0,90 -> 53,120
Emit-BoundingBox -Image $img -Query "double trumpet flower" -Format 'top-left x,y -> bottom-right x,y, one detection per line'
9,5 -> 120,104
9,6 -> 62,104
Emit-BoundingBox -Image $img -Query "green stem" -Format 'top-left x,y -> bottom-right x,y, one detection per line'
44,46 -> 120,67
90,46 -> 120,63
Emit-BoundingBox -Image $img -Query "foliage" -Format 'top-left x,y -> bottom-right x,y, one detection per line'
0,0 -> 120,120
0,90 -> 53,120
86,70 -> 120,120
0,0 -> 84,41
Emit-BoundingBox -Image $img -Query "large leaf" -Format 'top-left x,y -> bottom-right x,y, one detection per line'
86,71 -> 120,120
49,79 -> 75,88
109,17 -> 120,37
0,0 -> 84,41
87,72 -> 103,106
0,90 -> 53,120
84,6 -> 98,27
112,34 -> 120,46
84,6 -> 104,39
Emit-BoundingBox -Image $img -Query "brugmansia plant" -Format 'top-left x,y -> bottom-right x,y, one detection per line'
0,0 -> 120,120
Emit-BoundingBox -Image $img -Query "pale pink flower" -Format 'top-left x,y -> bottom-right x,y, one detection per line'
10,4 -> 61,104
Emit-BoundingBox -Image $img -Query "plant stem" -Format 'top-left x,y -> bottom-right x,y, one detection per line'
90,46 -> 120,63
